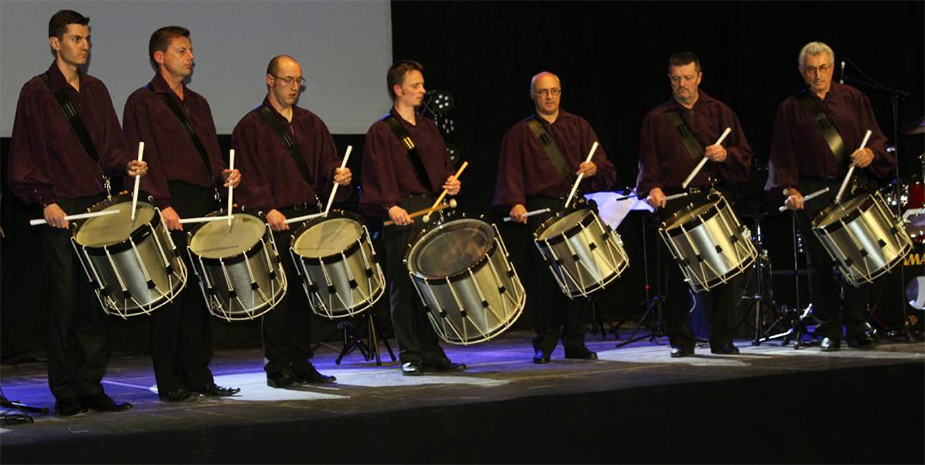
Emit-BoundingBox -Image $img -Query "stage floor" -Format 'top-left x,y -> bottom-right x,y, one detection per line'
2,329 -> 923,464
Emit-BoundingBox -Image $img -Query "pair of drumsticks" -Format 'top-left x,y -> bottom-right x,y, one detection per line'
383,161 -> 468,226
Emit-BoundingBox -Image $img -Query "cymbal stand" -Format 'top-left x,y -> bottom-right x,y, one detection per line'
758,215 -> 817,347
616,213 -> 665,347
735,211 -> 782,345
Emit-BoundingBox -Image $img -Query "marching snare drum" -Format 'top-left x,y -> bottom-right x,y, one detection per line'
72,194 -> 187,318
659,191 -> 757,292
533,206 -> 629,298
290,211 -> 385,319
187,209 -> 286,321
406,217 -> 525,345
812,191 -> 912,287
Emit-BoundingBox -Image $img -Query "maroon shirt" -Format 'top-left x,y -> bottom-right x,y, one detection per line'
360,109 -> 453,218
492,110 -> 616,210
122,74 -> 227,209
636,91 -> 752,196
765,83 -> 893,192
231,100 -> 347,213
9,63 -> 131,207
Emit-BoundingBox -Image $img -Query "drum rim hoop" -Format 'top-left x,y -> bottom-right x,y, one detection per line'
74,193 -> 161,252
812,193 -> 877,233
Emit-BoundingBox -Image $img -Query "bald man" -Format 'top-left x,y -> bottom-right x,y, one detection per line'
232,55 -> 350,387
492,71 -> 616,363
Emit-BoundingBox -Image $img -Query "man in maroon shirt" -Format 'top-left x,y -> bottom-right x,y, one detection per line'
766,41 -> 893,352
360,60 -> 465,375
492,71 -> 616,363
123,26 -> 241,401
8,10 -> 146,416
636,52 -> 753,358
232,55 -> 351,387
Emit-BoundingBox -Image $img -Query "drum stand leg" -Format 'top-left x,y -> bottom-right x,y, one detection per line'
588,297 -> 617,339
616,214 -> 666,347
332,311 -> 396,366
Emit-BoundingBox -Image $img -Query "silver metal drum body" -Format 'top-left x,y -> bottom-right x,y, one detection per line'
290,211 -> 385,319
406,218 -> 525,345
187,210 -> 286,321
533,208 -> 629,298
812,192 -> 912,287
72,194 -> 187,318
659,193 -> 756,292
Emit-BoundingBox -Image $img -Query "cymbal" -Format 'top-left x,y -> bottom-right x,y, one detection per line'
900,117 -> 925,136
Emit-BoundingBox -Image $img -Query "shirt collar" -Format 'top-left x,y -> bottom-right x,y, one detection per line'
46,61 -> 82,92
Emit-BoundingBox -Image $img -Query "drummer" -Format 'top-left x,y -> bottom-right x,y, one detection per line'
636,51 -> 753,358
360,60 -> 466,376
231,55 -> 349,387
492,71 -> 616,364
765,41 -> 893,352
8,10 -> 147,416
123,26 -> 241,402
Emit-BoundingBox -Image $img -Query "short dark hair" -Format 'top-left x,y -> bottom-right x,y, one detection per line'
387,60 -> 423,101
149,26 -> 190,68
668,51 -> 702,73
48,10 -> 89,39
266,55 -> 294,77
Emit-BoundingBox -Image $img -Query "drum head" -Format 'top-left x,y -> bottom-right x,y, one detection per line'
75,201 -> 156,247
190,213 -> 265,259
408,218 -> 494,278
537,209 -> 589,240
662,199 -> 720,231
293,217 -> 362,259
814,194 -> 872,230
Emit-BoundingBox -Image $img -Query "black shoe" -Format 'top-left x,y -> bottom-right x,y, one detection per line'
424,359 -> 467,372
710,343 -> 740,355
533,350 -> 551,364
199,383 -> 241,397
159,387 -> 192,402
820,337 -> 841,352
55,398 -> 87,417
401,361 -> 424,376
82,393 -> 133,412
564,349 -> 598,360
267,371 -> 297,388
846,334 -> 877,350
670,346 -> 695,358
293,365 -> 337,384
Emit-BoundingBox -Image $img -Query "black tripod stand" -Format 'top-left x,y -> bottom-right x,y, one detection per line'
315,309 -> 396,365
735,210 -> 785,345
0,388 -> 48,425
616,212 -> 665,347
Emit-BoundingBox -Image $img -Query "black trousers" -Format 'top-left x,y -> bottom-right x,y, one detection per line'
382,194 -> 448,365
526,196 -> 590,354
262,205 -> 319,377
149,182 -> 216,394
656,191 -> 741,350
41,193 -> 109,402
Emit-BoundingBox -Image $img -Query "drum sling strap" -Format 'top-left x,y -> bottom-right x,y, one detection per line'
40,72 -> 110,195
258,104 -> 314,187
664,109 -> 706,162
147,83 -> 218,193
525,116 -> 571,180
796,92 -> 847,165
382,114 -> 435,193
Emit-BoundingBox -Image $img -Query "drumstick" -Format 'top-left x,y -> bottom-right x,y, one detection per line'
130,142 -> 145,221
384,199 -> 457,226
421,161 -> 468,223
682,127 -> 731,189
835,129 -> 872,203
323,145 -> 352,217
778,187 -> 830,212
664,192 -> 689,201
503,207 -> 551,222
179,215 -> 233,225
284,211 -> 326,225
227,149 -> 235,226
30,209 -> 119,226
564,142 -> 599,209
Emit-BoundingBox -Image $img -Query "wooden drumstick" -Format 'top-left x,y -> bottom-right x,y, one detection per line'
663,192 -> 689,201
179,215 -> 233,225
503,207 -> 551,222
322,145 -> 352,217
564,142 -> 599,209
422,161 -> 468,223
835,129 -> 872,204
227,149 -> 235,226
284,211 -> 326,225
682,127 -> 731,189
384,199 -> 457,226
779,187 -> 830,212
30,209 -> 119,226
131,142 -> 145,221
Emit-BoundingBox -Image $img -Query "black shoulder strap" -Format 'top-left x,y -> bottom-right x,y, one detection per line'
148,83 -> 215,177
664,109 -> 705,162
525,116 -> 570,179
40,72 -> 100,162
796,92 -> 846,165
382,114 -> 434,192
258,105 -> 313,188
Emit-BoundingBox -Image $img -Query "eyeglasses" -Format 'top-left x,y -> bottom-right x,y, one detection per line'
802,63 -> 833,75
668,74 -> 698,83
273,75 -> 306,86
533,88 -> 561,97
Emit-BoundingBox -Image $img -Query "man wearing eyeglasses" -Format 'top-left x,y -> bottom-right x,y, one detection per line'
231,55 -> 349,387
123,26 -> 241,402
766,41 -> 893,352
636,52 -> 753,358
492,71 -> 616,364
